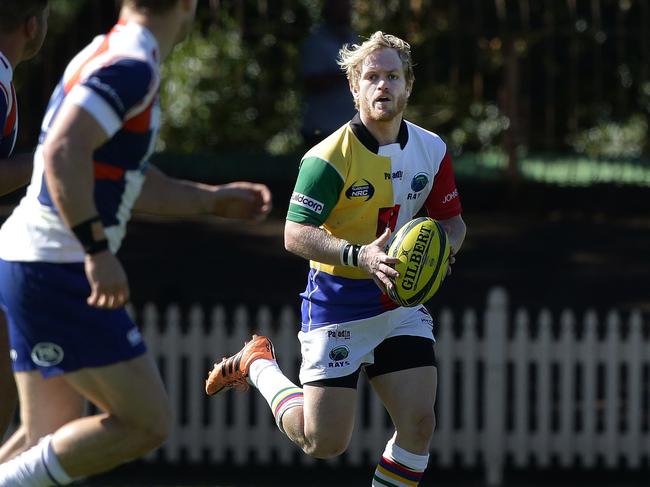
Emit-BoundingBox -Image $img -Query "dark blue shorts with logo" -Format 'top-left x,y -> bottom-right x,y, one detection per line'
0,259 -> 147,378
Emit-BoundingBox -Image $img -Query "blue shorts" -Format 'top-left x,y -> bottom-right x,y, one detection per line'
0,259 -> 147,377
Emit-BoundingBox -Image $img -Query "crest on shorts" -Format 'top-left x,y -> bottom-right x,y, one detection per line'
329,345 -> 350,362
31,342 -> 64,367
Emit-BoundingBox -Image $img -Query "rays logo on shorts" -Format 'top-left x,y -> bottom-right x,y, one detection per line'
31,342 -> 65,367
329,345 -> 350,361
328,345 -> 351,368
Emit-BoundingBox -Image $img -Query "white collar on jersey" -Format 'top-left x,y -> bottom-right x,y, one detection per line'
114,20 -> 161,66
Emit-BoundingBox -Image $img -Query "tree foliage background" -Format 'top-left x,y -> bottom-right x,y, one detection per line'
13,0 -> 650,169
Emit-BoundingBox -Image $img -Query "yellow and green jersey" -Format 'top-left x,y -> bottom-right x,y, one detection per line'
287,114 -> 462,330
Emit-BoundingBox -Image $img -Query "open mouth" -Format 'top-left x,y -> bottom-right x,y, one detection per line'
375,96 -> 391,104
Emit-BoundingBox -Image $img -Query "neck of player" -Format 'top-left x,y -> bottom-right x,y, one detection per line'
120,8 -> 183,62
359,111 -> 403,147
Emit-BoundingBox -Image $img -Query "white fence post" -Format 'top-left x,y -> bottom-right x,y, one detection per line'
535,309 -> 552,467
433,307 -> 454,467
512,308 -> 529,467
460,309 -> 479,467
604,310 -> 621,468
580,310 -> 598,467
484,287 -> 507,486
558,309 -> 576,467
186,305 -> 205,463
624,310 -> 642,467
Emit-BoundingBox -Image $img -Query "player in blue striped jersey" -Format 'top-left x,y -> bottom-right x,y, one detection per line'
0,0 -> 49,447
0,1 -> 271,485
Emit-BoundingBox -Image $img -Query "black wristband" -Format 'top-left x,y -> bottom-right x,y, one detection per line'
341,243 -> 361,267
71,216 -> 109,255
351,244 -> 361,267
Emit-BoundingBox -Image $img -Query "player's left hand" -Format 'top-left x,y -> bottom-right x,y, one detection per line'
446,251 -> 457,277
212,182 -> 272,221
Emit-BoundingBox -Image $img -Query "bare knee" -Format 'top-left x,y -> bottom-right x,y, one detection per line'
301,432 -> 349,459
120,399 -> 172,452
399,411 -> 436,448
302,438 -> 348,459
139,403 -> 172,449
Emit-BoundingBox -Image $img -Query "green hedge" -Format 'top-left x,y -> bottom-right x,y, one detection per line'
152,150 -> 650,187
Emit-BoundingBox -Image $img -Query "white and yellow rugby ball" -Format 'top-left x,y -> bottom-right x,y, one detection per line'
387,217 -> 451,307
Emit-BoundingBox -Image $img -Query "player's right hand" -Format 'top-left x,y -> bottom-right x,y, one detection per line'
358,228 -> 401,294
84,251 -> 130,309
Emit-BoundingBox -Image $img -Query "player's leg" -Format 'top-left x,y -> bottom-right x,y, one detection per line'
366,307 -> 438,487
0,312 -> 17,440
372,365 -> 437,450
370,363 -> 437,486
270,380 -> 358,458
0,353 -> 170,485
0,260 -> 170,485
0,372 -> 83,462
207,328 -> 366,458
50,352 -> 171,478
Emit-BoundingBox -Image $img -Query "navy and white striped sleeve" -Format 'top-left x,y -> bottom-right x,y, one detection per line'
67,59 -> 155,137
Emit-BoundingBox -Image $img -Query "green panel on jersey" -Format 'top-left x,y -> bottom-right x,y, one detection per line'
287,156 -> 344,226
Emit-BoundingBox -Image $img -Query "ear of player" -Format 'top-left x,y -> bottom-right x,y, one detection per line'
386,217 -> 451,307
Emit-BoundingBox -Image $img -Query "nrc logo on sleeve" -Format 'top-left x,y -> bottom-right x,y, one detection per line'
291,192 -> 324,214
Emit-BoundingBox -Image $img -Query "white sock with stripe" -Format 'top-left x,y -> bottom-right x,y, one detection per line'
372,437 -> 429,487
249,358 -> 304,432
0,434 -> 72,487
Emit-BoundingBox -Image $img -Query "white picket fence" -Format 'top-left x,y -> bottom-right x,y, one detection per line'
130,287 -> 649,485
5,288 -> 648,485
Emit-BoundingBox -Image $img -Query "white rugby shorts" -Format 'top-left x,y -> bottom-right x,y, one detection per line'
298,305 -> 434,384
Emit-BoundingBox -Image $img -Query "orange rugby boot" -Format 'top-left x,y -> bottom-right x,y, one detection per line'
205,334 -> 275,395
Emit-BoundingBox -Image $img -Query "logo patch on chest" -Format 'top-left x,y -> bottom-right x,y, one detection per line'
345,179 -> 375,201
411,173 -> 429,192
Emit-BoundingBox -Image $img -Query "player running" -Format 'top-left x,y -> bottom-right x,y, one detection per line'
207,31 -> 466,487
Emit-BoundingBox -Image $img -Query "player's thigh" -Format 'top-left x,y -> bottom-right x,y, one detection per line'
303,384 -> 357,446
366,335 -> 438,431
63,352 -> 171,432
14,370 -> 84,442
370,366 -> 437,427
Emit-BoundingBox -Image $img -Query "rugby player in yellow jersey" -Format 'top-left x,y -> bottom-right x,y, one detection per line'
207,32 -> 466,487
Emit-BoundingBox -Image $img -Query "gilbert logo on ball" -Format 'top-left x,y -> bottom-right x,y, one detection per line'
386,217 -> 450,307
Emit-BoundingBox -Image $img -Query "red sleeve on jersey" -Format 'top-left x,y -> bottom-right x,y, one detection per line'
423,150 -> 462,220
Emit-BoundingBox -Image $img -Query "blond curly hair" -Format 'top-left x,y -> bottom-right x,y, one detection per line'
337,31 -> 414,105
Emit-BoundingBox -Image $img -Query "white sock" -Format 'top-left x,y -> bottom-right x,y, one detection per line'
372,437 -> 429,487
248,359 -> 303,431
0,435 -> 72,487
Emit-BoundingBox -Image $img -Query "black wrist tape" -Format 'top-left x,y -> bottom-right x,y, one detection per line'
341,243 -> 361,267
72,216 -> 109,255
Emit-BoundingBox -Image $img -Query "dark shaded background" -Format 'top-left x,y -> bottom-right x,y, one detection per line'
115,178 -> 649,319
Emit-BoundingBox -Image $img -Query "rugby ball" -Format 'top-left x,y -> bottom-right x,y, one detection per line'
386,217 -> 451,307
